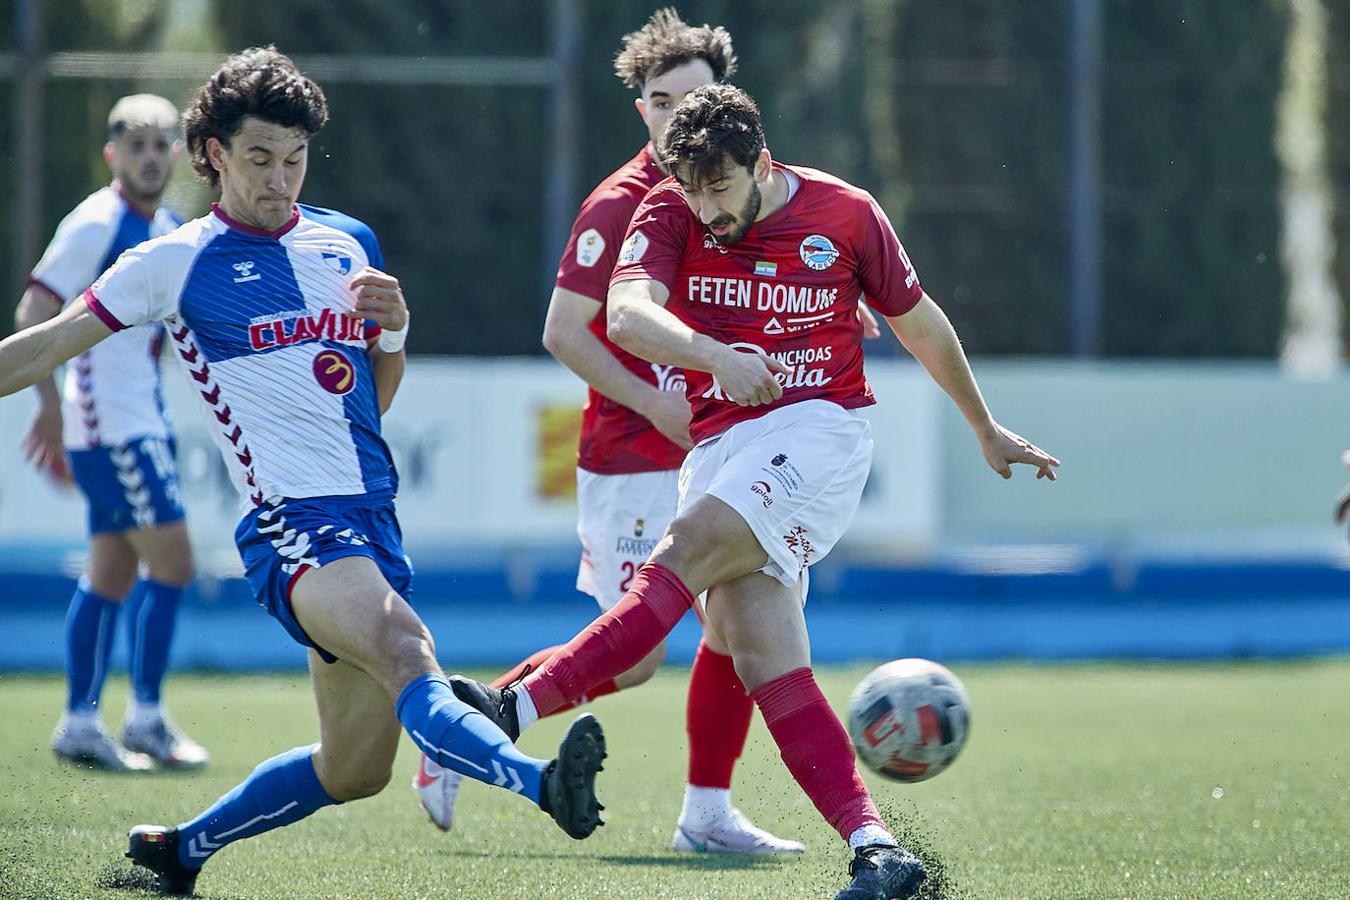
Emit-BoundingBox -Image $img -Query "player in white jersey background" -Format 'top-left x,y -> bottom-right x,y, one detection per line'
0,47 -> 609,895
14,94 -> 207,772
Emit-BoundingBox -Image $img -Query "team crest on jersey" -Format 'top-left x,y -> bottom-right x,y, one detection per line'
322,252 -> 352,275
633,518 -> 645,537
313,348 -> 356,395
576,228 -> 605,268
233,260 -> 262,283
799,235 -> 839,271
619,230 -> 648,265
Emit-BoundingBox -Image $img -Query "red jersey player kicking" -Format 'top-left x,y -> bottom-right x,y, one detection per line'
449,83 -> 1059,899
415,8 -> 804,855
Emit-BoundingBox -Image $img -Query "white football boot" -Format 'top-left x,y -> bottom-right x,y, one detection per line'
672,808 -> 806,854
122,715 -> 210,769
52,718 -> 153,772
414,752 -> 464,831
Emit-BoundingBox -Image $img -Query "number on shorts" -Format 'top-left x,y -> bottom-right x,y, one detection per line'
619,561 -> 636,592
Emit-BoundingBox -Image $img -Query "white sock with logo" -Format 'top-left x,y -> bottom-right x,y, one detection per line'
848,824 -> 897,850
125,700 -> 164,730
678,785 -> 734,830
512,688 -> 539,733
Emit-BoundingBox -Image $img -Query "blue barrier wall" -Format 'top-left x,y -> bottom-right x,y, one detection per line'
3,547 -> 1348,670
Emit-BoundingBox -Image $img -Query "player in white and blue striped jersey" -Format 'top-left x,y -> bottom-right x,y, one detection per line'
15,94 -> 207,773
0,47 -> 606,895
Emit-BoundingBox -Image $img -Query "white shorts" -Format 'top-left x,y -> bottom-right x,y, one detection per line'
678,399 -> 873,589
575,468 -> 680,611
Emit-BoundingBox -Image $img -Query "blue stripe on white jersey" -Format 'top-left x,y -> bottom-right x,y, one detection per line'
86,205 -> 397,507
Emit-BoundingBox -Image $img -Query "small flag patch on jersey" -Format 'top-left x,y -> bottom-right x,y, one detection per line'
754,261 -> 777,277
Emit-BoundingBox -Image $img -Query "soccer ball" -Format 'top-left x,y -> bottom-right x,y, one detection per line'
847,658 -> 971,783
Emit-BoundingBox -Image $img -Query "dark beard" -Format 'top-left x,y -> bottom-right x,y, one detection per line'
713,182 -> 763,245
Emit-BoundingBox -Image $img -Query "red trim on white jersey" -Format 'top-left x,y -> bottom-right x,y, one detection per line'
165,318 -> 266,507
211,202 -> 301,239
83,290 -> 128,332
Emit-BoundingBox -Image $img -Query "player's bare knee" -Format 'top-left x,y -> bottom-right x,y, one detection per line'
728,647 -> 790,694
87,567 -> 136,601
145,554 -> 194,587
321,762 -> 392,802
658,518 -> 740,588
382,623 -> 438,687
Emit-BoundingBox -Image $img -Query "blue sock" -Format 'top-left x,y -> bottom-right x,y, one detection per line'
64,584 -> 121,714
176,745 -> 336,870
396,674 -> 547,804
129,579 -> 182,705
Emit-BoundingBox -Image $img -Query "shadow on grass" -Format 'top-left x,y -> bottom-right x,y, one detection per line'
432,847 -> 786,870
595,853 -> 785,870
95,863 -> 247,900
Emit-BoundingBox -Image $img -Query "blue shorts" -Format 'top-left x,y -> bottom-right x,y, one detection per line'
67,437 -> 186,535
235,493 -> 413,664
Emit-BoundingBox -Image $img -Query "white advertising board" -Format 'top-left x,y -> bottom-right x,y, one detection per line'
0,357 -> 941,561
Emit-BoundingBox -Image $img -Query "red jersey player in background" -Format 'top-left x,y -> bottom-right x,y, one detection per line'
414,9 -> 803,854
450,83 -> 1059,899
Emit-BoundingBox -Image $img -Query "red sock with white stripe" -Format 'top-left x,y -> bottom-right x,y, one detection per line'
751,667 -> 893,846
520,563 -> 694,718
490,644 -> 619,713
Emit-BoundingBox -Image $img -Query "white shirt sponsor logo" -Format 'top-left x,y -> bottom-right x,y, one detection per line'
651,364 -> 686,393
700,341 -> 834,402
575,228 -> 605,268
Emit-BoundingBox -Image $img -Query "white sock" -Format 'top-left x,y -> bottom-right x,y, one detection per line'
125,700 -> 164,730
848,824 -> 896,850
678,785 -> 734,829
513,687 -> 539,733
60,709 -> 99,733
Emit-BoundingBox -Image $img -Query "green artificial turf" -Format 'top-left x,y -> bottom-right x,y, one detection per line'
1,661 -> 1346,898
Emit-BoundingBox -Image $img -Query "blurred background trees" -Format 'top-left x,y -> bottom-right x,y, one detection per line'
4,0 -> 1347,360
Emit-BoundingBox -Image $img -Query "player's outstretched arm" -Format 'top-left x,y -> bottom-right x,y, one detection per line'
608,279 -> 790,407
886,293 -> 1059,481
544,286 -> 691,449
0,298 -> 111,399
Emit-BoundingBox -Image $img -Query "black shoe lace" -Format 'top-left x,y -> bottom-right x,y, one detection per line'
504,663 -> 533,689
848,851 -> 880,878
499,664 -> 533,720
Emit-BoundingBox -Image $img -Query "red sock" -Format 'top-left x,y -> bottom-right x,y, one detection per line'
491,645 -> 620,715
752,667 -> 884,841
686,641 -> 752,789
522,563 -> 693,717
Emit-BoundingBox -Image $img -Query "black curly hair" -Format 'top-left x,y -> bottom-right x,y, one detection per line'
659,83 -> 765,185
183,46 -> 328,187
